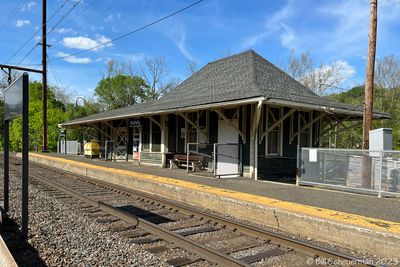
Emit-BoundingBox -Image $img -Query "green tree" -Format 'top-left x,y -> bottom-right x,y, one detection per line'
327,85 -> 400,149
9,82 -> 67,151
95,60 -> 149,110
95,74 -> 148,110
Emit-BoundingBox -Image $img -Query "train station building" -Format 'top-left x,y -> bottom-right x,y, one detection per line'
61,50 -> 388,180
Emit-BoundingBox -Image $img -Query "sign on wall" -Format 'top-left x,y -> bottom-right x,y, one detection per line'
129,119 -> 141,127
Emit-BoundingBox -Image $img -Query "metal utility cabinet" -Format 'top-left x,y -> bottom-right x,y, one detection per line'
369,128 -> 392,152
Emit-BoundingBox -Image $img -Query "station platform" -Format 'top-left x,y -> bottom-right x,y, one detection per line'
0,214 -> 18,267
24,152 -> 400,258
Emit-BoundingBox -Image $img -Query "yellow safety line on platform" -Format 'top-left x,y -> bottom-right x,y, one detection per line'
32,153 -> 400,235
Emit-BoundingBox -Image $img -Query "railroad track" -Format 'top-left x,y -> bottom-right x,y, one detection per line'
4,157 -> 369,266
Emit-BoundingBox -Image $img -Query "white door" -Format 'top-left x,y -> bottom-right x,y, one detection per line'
216,119 -> 239,177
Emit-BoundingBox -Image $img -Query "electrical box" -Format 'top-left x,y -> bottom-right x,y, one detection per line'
369,128 -> 392,152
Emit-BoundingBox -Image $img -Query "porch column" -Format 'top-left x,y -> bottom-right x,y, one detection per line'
161,114 -> 168,168
250,106 -> 255,178
250,101 -> 262,179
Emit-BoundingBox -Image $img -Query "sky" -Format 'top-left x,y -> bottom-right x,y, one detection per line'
0,0 -> 399,100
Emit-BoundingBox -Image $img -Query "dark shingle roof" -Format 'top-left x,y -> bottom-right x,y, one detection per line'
63,50 -> 389,126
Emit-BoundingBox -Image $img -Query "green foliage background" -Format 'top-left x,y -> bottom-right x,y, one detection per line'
327,85 -> 400,149
8,82 -> 67,151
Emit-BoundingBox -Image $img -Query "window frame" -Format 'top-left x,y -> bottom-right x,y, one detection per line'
265,106 -> 283,156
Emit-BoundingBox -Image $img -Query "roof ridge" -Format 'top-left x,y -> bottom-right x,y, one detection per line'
251,51 -> 320,98
206,49 -> 255,66
249,50 -> 264,97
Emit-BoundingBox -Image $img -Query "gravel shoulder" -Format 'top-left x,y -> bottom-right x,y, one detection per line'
0,168 -> 169,267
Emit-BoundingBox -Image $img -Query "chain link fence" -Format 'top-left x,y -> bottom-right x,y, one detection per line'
299,148 -> 400,197
57,140 -> 81,155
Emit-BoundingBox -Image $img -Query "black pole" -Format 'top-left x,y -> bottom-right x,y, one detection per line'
42,0 -> 48,152
21,73 -> 29,238
3,119 -> 9,212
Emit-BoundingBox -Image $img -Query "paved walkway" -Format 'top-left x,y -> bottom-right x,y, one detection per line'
40,153 -> 400,222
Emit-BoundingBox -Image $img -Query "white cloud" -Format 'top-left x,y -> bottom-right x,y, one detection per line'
56,52 -> 92,64
241,0 -> 295,48
15,19 -> 31,27
316,0 -> 400,57
21,1 -> 37,11
105,15 -> 114,22
334,60 -> 356,80
105,12 -> 121,22
95,34 -> 113,47
167,25 -> 196,61
279,23 -> 299,49
56,28 -> 77,35
312,60 -> 356,89
112,52 -> 146,63
61,35 -> 112,50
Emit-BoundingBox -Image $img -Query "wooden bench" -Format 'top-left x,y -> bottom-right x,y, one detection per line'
170,154 -> 204,171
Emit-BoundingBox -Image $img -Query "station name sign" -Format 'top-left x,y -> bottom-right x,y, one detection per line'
4,74 -> 24,121
129,119 -> 141,127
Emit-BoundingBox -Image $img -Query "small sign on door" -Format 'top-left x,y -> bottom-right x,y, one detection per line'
309,149 -> 318,162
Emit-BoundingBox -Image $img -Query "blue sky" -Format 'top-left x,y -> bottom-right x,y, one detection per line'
1,0 -> 399,99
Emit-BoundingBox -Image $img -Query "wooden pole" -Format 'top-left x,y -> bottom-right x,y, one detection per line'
363,0 -> 378,150
362,0 -> 378,188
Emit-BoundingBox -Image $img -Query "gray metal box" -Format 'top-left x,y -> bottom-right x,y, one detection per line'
369,128 -> 392,152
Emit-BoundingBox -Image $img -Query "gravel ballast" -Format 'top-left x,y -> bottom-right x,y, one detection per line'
0,168 -> 169,267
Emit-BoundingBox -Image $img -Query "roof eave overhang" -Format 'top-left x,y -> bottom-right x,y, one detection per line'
62,96 -> 390,128
266,98 -> 390,119
62,96 -> 267,127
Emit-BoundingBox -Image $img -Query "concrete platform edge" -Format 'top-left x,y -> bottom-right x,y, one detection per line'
27,153 -> 400,258
0,230 -> 17,267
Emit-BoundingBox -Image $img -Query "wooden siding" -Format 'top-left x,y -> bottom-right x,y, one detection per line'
258,112 -> 297,179
168,114 -> 176,153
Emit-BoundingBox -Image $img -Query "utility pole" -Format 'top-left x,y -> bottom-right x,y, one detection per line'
362,0 -> 378,188
42,0 -> 48,152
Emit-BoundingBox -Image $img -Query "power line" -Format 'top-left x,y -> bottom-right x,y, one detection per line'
49,0 -> 204,62
0,0 -> 26,33
48,56 -> 64,90
47,0 -> 99,35
4,0 -> 70,64
16,0 -> 82,66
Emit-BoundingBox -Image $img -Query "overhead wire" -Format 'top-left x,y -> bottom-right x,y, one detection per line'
47,55 -> 64,90
4,0 -> 70,64
0,0 -> 26,33
49,0 -> 204,62
47,0 -> 100,36
16,0 -> 82,66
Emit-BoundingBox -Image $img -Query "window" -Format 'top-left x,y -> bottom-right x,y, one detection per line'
298,112 -> 311,147
265,107 -> 282,155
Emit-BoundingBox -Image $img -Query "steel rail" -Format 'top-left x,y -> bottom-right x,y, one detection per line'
7,162 -> 250,267
37,163 -> 369,265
